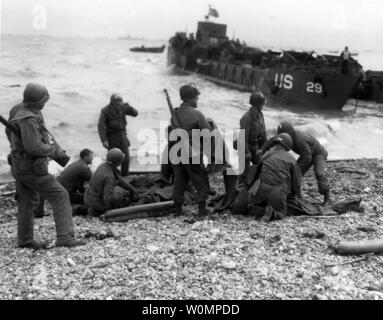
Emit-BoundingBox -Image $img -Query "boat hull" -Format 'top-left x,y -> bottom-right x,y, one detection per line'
173,57 -> 361,110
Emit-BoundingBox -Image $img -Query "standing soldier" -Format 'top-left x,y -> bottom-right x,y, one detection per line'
6,99 -> 47,218
236,92 -> 267,184
170,85 -> 212,216
262,121 -> 331,204
340,46 -> 351,74
7,83 -> 85,249
98,94 -> 138,176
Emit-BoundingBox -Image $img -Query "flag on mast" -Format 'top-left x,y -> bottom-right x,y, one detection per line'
208,5 -> 219,18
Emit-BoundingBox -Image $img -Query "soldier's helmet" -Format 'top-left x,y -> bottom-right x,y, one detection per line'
275,133 -> 293,151
110,94 -> 123,104
249,92 -> 266,108
180,85 -> 200,101
277,121 -> 294,135
23,83 -> 50,108
107,148 -> 125,166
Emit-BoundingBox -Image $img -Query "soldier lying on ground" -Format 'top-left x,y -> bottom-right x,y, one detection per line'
261,120 -> 331,205
84,148 -> 138,216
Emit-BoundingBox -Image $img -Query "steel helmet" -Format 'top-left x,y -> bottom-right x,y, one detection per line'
110,94 -> 123,104
23,83 -> 50,108
275,133 -> 293,151
180,85 -> 200,101
277,121 -> 294,135
107,148 -> 125,166
249,92 -> 266,107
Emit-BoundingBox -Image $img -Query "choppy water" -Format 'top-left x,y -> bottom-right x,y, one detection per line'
1,35 -> 383,179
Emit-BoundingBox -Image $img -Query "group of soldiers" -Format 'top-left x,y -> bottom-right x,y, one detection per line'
167,85 -> 330,221
5,82 -> 330,250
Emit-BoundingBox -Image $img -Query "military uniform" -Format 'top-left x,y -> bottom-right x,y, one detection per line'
262,130 -> 330,197
7,103 -> 46,217
8,104 -> 75,246
98,102 -> 138,176
170,101 -> 211,207
57,159 -> 92,204
249,147 -> 302,219
84,163 -> 130,215
238,106 -> 267,184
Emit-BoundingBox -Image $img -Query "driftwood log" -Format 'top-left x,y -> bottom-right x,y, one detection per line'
335,239 -> 383,255
104,201 -> 174,222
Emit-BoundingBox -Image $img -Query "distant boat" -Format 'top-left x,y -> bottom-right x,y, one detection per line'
167,11 -> 378,110
130,45 -> 166,53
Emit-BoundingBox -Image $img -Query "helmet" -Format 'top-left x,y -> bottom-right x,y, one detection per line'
180,85 -> 200,101
275,133 -> 293,151
277,121 -> 294,135
110,94 -> 123,104
249,92 -> 266,107
23,83 -> 50,108
107,148 -> 125,166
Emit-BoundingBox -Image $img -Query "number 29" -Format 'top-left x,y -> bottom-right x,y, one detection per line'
307,82 -> 323,94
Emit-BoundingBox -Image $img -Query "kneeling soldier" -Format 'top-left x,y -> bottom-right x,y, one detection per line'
262,121 -> 331,204
248,133 -> 302,222
84,148 -> 137,216
57,149 -> 93,207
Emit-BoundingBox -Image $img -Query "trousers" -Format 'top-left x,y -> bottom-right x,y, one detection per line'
249,181 -> 288,217
12,169 -> 75,246
313,153 -> 330,195
172,164 -> 210,205
107,131 -> 131,176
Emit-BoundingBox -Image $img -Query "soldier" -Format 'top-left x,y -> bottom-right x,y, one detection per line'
7,83 -> 85,249
262,121 -> 331,204
340,46 -> 351,75
84,148 -> 138,216
6,101 -> 47,219
98,94 -> 138,176
248,133 -> 301,222
235,92 -> 267,184
57,149 -> 94,206
170,85 -> 211,216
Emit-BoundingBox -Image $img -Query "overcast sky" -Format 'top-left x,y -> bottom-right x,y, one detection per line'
1,0 -> 383,51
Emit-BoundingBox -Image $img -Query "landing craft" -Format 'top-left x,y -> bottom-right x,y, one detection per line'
167,10 -> 383,109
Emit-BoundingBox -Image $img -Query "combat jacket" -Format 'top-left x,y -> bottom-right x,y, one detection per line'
239,107 -> 267,155
170,102 -> 211,162
98,103 -> 138,144
254,148 -> 302,197
262,130 -> 327,175
84,163 -> 127,211
57,159 -> 92,195
8,104 -> 59,176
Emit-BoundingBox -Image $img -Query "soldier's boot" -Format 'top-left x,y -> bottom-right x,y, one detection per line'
173,203 -> 183,216
56,238 -> 87,248
198,201 -> 213,216
323,191 -> 332,206
261,205 -> 274,222
19,240 -> 49,251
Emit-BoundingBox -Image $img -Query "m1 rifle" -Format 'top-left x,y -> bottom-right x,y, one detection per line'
0,114 -> 70,167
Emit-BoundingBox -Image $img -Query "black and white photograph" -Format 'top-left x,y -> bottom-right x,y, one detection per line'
1,0 -> 383,304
